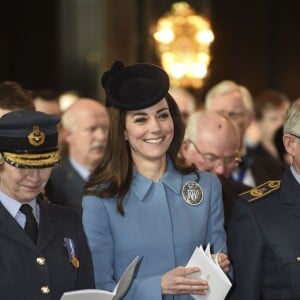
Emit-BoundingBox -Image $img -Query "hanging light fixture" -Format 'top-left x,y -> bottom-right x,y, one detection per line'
153,2 -> 214,89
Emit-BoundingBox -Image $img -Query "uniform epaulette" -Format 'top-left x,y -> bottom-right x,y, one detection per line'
239,180 -> 281,203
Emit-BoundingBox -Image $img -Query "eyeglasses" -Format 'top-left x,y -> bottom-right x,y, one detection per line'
187,139 -> 241,167
289,133 -> 300,139
217,110 -> 246,121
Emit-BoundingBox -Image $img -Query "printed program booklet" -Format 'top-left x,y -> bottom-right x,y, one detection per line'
61,256 -> 141,300
186,245 -> 232,300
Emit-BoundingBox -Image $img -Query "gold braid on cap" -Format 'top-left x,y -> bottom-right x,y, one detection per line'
2,151 -> 60,168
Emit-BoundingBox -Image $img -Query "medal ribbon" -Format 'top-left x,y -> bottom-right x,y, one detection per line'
63,237 -> 79,268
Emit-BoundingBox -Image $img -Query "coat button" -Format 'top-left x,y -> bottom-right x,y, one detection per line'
36,257 -> 46,265
41,286 -> 50,294
297,257 -> 300,262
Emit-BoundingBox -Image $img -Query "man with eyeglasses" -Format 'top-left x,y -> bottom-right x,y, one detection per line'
228,102 -> 300,299
205,80 -> 284,187
181,111 -> 250,228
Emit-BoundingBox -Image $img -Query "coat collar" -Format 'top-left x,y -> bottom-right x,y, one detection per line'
0,196 -> 59,252
130,157 -> 182,201
279,168 -> 300,219
37,197 -> 59,250
0,201 -> 39,252
279,168 -> 300,204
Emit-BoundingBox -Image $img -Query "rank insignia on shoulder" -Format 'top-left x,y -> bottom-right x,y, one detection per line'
239,180 -> 281,203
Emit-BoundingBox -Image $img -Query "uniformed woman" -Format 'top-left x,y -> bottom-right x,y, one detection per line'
82,61 -> 230,300
0,109 -> 94,299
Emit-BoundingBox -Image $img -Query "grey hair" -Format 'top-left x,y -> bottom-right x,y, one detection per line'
283,100 -> 300,135
205,80 -> 253,111
61,108 -> 76,131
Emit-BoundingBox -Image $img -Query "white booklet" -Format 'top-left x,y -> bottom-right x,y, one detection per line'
61,256 -> 141,300
186,245 -> 232,300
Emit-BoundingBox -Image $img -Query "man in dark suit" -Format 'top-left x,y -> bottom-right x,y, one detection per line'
45,98 -> 109,215
228,102 -> 300,299
181,110 -> 250,228
233,148 -> 286,186
0,109 -> 94,299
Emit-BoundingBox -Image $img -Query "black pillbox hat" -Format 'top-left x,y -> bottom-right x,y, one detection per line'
0,109 -> 60,168
101,60 -> 170,110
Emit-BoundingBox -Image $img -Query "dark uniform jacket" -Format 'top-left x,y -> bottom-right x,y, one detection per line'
218,175 -> 250,230
228,168 -> 300,300
0,198 -> 95,300
46,158 -> 86,215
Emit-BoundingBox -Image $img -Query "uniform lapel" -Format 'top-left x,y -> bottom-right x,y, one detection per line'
37,198 -> 58,250
0,202 -> 39,252
280,168 -> 300,219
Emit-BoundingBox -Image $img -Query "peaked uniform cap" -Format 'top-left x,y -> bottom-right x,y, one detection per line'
0,109 -> 60,168
101,60 -> 170,110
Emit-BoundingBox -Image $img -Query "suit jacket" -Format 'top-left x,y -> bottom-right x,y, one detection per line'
232,147 -> 286,187
45,158 -> 86,215
228,168 -> 300,299
0,198 -> 94,300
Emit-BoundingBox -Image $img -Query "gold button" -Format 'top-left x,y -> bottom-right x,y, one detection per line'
36,257 -> 46,265
41,286 -> 50,294
297,257 -> 300,262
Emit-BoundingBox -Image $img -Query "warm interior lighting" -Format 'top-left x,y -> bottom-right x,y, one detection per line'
153,2 -> 214,88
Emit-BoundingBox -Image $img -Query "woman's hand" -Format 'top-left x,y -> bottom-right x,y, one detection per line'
161,266 -> 208,295
212,252 -> 230,273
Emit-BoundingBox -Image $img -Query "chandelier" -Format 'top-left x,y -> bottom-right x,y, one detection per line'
153,2 -> 214,89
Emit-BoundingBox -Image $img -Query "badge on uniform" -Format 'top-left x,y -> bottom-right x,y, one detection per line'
182,181 -> 203,205
63,237 -> 80,269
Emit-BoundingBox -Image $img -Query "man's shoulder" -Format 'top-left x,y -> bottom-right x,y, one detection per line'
49,158 -> 82,183
239,180 -> 281,203
51,158 -> 73,174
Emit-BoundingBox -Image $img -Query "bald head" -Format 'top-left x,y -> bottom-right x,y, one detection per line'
182,111 -> 240,177
62,98 -> 107,128
62,98 -> 109,170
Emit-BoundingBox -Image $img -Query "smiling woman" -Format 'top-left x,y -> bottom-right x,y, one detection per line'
82,60 -> 230,300
124,100 -> 174,180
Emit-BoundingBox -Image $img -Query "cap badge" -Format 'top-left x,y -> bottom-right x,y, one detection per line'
28,125 -> 45,146
182,181 -> 203,206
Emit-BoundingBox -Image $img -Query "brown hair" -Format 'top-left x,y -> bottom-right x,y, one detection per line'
0,81 -> 35,111
255,89 -> 290,120
85,93 -> 196,215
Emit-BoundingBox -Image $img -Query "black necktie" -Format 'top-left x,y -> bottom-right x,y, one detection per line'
20,204 -> 38,243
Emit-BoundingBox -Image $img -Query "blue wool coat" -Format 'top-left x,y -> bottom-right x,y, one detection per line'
83,160 -> 227,300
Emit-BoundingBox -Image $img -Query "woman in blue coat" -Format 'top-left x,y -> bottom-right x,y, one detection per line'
82,61 -> 230,299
